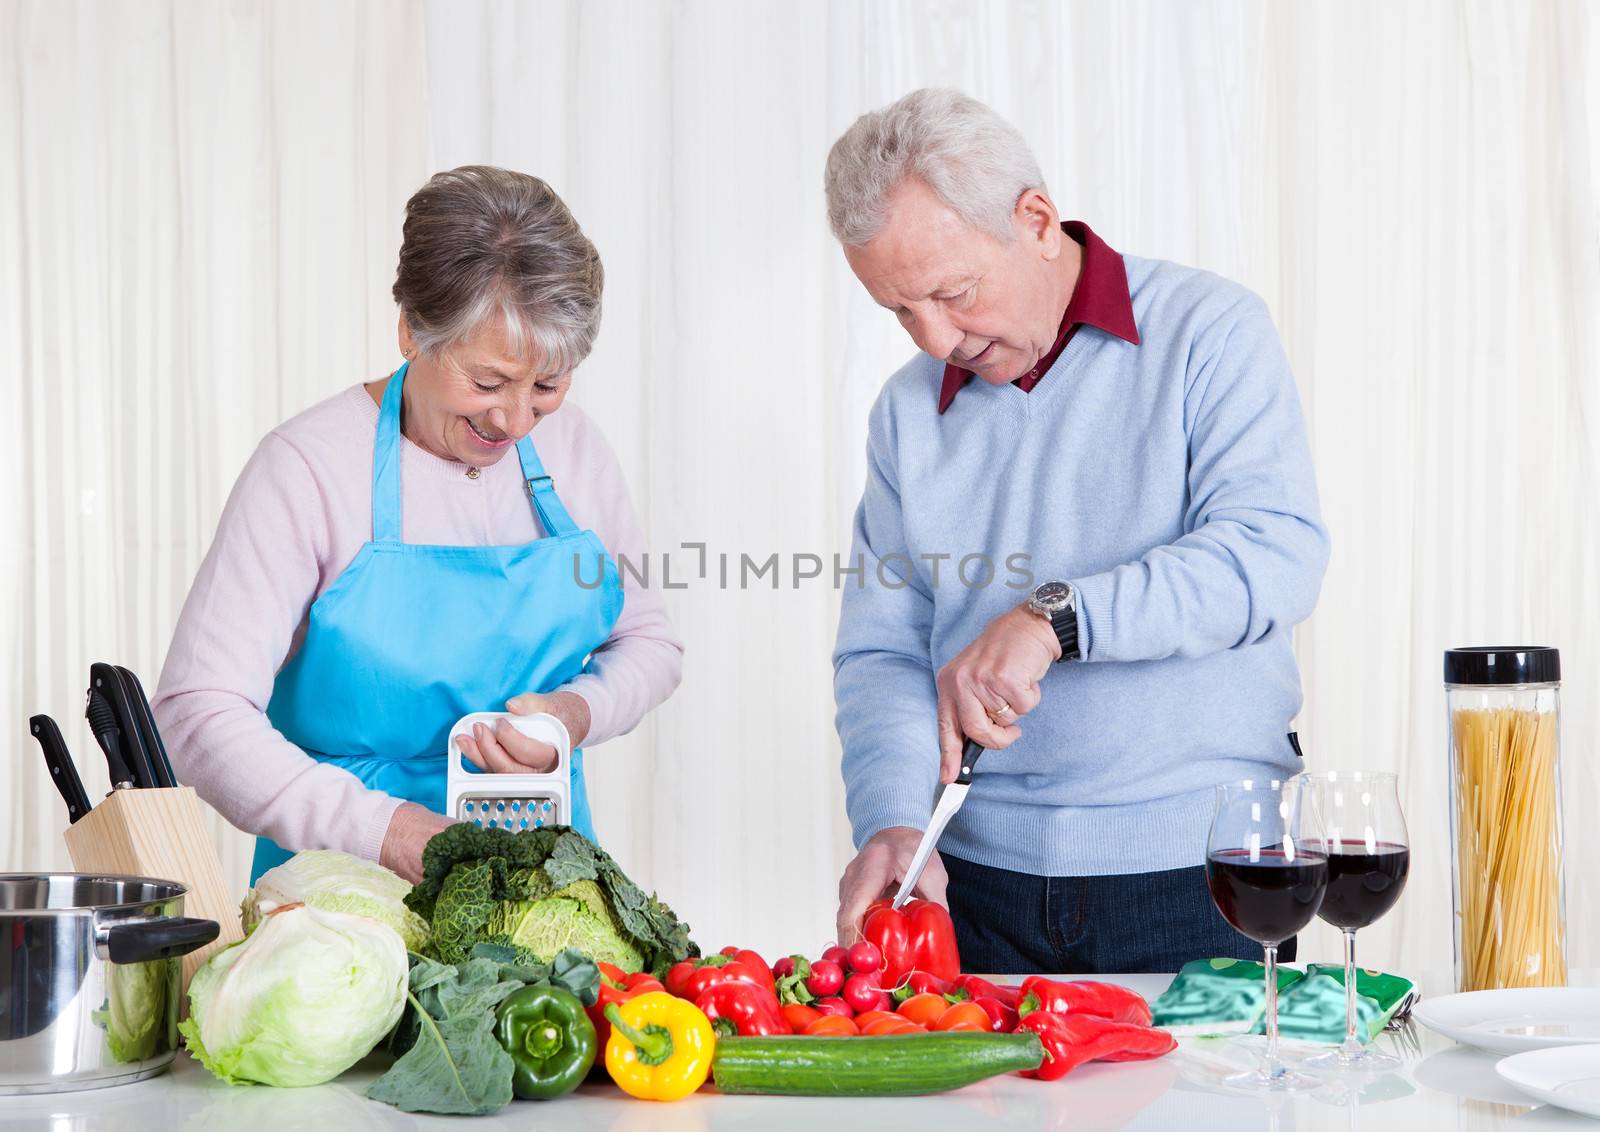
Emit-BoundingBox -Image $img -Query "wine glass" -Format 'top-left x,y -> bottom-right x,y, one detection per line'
1304,771 -> 1410,1072
1206,776 -> 1330,1092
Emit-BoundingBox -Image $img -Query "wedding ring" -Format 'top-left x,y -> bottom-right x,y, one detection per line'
988,700 -> 1015,721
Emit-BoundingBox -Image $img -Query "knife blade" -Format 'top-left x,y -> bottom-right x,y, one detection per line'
891,737 -> 985,910
30,714 -> 94,823
115,665 -> 177,788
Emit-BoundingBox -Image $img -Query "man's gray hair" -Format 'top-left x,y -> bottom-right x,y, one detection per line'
392,166 -> 603,374
824,88 -> 1046,247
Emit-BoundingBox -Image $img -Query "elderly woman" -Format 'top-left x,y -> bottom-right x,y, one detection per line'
154,166 -> 682,883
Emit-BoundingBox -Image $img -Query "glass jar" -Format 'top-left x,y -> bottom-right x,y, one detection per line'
1445,647 -> 1566,991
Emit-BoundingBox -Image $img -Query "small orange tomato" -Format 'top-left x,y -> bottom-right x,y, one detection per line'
864,1016 -> 924,1036
897,992 -> 950,1026
804,1014 -> 860,1037
853,1010 -> 898,1030
933,1002 -> 991,1032
781,1003 -> 822,1033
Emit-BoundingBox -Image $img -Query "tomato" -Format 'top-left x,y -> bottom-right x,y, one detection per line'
852,1010 -> 898,1030
781,1003 -> 822,1032
897,992 -> 950,1026
862,1016 -> 923,1036
933,1002 -> 992,1033
803,1014 -> 860,1037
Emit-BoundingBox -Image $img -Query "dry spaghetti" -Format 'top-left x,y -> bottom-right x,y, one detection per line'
1451,706 -> 1566,990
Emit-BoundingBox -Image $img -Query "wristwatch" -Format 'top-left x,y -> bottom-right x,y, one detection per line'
1027,581 -> 1079,662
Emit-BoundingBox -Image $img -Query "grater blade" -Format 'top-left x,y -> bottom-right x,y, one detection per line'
445,712 -> 572,831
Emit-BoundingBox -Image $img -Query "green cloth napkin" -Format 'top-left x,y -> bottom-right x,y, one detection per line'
1150,958 -> 1416,1044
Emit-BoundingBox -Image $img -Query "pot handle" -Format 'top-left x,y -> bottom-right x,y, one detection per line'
104,917 -> 220,964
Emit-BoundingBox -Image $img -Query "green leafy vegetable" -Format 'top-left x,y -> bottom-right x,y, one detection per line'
241,849 -> 431,951
369,947 -> 600,1115
179,904 -> 407,1087
406,826 -> 696,977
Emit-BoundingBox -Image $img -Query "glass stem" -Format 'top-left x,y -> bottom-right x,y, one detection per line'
1263,944 -> 1282,1079
1341,928 -> 1363,1057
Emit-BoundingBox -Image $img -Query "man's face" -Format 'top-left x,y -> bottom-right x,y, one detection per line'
844,178 -> 1068,385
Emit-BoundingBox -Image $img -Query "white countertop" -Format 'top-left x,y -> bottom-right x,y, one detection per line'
8,972 -> 1599,1131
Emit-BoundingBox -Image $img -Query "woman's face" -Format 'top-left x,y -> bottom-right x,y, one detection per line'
397,315 -> 573,466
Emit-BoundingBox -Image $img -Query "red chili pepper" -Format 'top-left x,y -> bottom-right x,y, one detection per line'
951,974 -> 1021,1008
695,981 -> 790,1037
970,995 -> 1019,1033
665,954 -> 769,1000
717,946 -> 776,992
1016,977 -> 1152,1026
588,961 -> 666,1049
1017,1012 -> 1176,1081
862,898 -> 961,988
890,970 -> 957,1003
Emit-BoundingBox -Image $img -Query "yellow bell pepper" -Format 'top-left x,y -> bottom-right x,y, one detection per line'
602,991 -> 715,1101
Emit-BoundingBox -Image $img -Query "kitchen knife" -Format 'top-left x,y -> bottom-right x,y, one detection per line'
85,688 -> 137,790
89,662 -> 158,789
115,665 -> 177,788
891,737 -> 985,911
30,714 -> 94,822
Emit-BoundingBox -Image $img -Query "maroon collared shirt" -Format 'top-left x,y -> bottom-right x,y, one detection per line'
938,221 -> 1141,414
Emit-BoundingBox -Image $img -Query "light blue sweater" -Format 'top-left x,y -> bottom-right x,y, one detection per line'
834,255 -> 1329,876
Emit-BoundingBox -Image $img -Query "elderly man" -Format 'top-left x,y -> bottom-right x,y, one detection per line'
827,89 -> 1329,972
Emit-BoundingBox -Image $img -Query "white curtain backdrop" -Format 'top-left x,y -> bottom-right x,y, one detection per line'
4,0 -> 1596,979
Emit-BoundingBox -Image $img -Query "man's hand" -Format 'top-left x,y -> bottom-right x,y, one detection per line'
835,827 -> 950,944
935,601 -> 1060,783
379,802 -> 456,884
455,691 -> 592,774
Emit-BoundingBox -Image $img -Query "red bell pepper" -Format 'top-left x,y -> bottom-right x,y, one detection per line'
695,981 -> 790,1037
952,973 -> 1021,1009
890,970 -> 956,1003
861,898 -> 961,988
665,954 -> 769,1000
1017,976 -> 1152,1027
717,946 -> 776,992
587,962 -> 666,1049
971,995 -> 1019,1033
1017,1012 -> 1176,1081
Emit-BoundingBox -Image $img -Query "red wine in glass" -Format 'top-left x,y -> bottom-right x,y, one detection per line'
1206,848 -> 1330,942
1205,776 -> 1329,1092
1306,773 -> 1410,1074
1318,842 -> 1410,930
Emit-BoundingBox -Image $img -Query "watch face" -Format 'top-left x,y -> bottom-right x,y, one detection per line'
1032,581 -> 1072,612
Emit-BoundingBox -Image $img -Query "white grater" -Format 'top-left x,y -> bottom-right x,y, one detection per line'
445,712 -> 571,831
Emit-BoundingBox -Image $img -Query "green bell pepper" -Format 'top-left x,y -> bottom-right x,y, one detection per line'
493,984 -> 597,1100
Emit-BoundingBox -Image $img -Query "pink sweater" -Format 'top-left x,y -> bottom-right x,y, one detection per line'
153,384 -> 683,862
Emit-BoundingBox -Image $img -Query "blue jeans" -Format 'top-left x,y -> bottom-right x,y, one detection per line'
944,854 -> 1295,974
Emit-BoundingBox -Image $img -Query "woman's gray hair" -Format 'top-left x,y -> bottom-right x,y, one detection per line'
824,88 -> 1045,247
393,166 -> 603,374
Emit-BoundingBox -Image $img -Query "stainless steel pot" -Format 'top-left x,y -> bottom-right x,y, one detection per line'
0,874 -> 219,1093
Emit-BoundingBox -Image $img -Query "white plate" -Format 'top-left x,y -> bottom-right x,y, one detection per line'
1413,989 -> 1600,1054
1496,1046 -> 1600,1119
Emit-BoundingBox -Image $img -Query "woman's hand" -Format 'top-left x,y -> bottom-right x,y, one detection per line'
454,691 -> 592,775
380,801 -> 455,884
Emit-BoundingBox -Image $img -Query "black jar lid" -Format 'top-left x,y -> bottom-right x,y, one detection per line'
1444,646 -> 1560,685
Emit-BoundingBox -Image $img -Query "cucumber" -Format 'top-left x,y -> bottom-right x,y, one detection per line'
710,1032 -> 1045,1097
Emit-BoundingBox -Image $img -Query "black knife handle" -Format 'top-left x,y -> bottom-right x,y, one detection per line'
31,714 -> 94,822
90,662 -> 158,789
116,666 -> 177,788
955,738 -> 985,786
86,687 -> 136,788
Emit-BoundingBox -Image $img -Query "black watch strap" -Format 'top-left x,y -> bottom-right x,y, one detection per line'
1050,606 -> 1079,662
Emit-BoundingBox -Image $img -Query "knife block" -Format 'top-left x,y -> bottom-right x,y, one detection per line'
63,786 -> 244,990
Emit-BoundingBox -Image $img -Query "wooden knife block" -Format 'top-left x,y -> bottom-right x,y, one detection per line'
63,786 -> 244,990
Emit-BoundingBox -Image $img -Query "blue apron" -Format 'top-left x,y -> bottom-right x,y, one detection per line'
249,363 -> 624,882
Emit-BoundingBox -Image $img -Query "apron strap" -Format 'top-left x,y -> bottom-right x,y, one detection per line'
371,362 -> 408,543
515,435 -> 580,536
